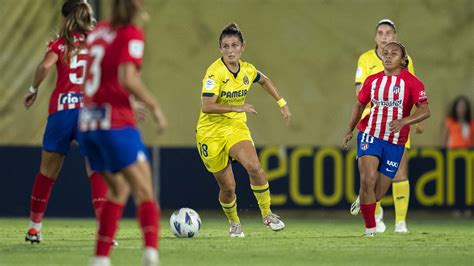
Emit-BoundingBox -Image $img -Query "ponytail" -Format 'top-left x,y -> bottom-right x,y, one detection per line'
58,0 -> 95,62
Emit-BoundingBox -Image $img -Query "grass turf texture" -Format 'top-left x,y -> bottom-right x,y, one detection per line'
0,216 -> 472,265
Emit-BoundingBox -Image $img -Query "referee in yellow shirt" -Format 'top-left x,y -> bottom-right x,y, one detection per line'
351,19 -> 423,233
196,23 -> 291,237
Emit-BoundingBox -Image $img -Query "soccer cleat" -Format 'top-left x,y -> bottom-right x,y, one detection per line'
364,227 -> 376,237
142,247 -> 159,266
375,206 -> 386,233
350,196 -> 360,215
363,232 -> 376,237
25,228 -> 42,244
89,256 -> 111,266
263,213 -> 285,231
394,221 -> 409,233
229,222 -> 245,238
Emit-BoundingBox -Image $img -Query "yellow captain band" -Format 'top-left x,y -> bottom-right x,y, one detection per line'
277,98 -> 287,108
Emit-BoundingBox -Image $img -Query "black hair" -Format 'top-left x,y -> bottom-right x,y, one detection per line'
449,95 -> 472,122
219,22 -> 244,45
384,41 -> 409,68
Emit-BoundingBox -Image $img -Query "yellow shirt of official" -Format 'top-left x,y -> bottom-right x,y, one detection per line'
196,58 -> 259,136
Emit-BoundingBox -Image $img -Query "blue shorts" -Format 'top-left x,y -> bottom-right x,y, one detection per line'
78,127 -> 149,173
357,132 -> 405,178
43,109 -> 80,154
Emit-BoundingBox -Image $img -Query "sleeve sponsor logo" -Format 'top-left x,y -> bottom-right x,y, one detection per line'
129,39 -> 144,59
356,67 -> 363,78
205,79 -> 215,90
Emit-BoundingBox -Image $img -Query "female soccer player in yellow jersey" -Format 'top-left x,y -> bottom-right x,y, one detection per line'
196,22 -> 291,237
351,19 -> 423,233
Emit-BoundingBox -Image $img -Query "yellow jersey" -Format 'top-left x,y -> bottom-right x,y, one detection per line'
196,58 -> 260,136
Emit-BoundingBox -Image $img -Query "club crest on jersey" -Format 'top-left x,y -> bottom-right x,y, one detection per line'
243,76 -> 249,85
393,85 -> 400,94
58,92 -> 83,111
361,143 -> 369,151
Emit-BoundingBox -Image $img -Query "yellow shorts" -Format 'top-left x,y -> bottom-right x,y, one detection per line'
361,107 -> 411,149
196,126 -> 253,173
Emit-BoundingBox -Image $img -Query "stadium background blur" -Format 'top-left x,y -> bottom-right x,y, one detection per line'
0,1 -> 472,265
0,0 -> 472,215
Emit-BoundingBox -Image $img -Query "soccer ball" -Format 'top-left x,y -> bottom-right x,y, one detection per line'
169,208 -> 201,238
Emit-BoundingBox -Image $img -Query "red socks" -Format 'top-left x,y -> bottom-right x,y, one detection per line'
96,201 -> 124,256
30,173 -> 55,223
360,203 -> 376,230
89,172 -> 108,220
137,200 -> 160,249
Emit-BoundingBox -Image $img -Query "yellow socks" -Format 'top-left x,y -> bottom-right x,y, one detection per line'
251,183 -> 271,218
375,201 -> 382,215
393,180 -> 410,223
219,196 -> 240,223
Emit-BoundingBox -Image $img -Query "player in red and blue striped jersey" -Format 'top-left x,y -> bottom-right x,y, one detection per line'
23,0 -> 108,244
342,42 -> 430,236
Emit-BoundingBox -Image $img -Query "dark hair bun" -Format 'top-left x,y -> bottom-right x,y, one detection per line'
219,22 -> 244,44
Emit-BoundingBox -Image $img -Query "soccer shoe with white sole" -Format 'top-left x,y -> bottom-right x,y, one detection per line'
375,207 -> 386,233
394,221 -> 409,233
229,222 -> 245,238
25,228 -> 42,244
350,196 -> 360,215
89,256 -> 111,266
364,228 -> 376,237
263,213 -> 285,231
142,248 -> 159,266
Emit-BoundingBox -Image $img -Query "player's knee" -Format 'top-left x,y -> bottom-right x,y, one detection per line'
245,161 -> 263,177
360,173 -> 377,191
132,183 -> 154,202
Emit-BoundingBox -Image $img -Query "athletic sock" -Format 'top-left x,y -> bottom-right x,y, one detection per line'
219,196 -> 240,223
251,183 -> 271,218
96,201 -> 124,257
393,180 -> 410,223
89,172 -> 108,220
137,200 -> 160,249
360,203 -> 376,231
30,173 -> 55,224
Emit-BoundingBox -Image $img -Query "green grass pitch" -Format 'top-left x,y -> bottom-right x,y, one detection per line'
0,214 -> 473,265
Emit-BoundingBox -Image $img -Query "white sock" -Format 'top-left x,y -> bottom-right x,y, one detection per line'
29,221 -> 42,231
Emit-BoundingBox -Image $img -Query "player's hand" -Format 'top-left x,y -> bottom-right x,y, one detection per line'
241,104 -> 257,114
132,100 -> 147,122
389,119 -> 407,133
280,105 -> 291,127
415,122 -> 425,134
152,107 -> 168,134
24,91 -> 38,109
342,131 -> 353,150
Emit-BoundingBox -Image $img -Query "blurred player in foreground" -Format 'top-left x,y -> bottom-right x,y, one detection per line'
343,42 -> 430,236
196,22 -> 291,237
79,0 -> 167,265
23,0 -> 108,244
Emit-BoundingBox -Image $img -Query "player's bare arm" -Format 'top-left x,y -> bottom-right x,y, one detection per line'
389,104 -> 430,133
257,71 -> 291,126
342,101 -> 365,149
201,94 -> 257,114
24,51 -> 58,109
118,62 -> 168,133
